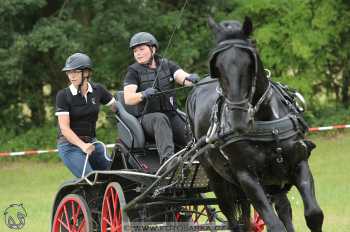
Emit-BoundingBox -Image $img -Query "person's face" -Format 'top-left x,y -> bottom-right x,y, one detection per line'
66,69 -> 89,87
133,44 -> 155,64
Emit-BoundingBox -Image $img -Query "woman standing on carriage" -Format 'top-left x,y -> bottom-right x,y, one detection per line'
123,32 -> 199,165
55,52 -> 117,178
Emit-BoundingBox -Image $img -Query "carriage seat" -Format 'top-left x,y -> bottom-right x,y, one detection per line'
115,91 -> 187,149
116,91 -> 145,149
116,91 -> 189,173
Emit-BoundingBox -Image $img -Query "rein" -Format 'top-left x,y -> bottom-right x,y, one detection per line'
152,0 -> 189,89
150,78 -> 218,97
140,0 -> 190,118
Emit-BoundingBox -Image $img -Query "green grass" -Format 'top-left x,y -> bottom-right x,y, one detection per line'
287,131 -> 350,231
0,160 -> 71,232
0,131 -> 350,231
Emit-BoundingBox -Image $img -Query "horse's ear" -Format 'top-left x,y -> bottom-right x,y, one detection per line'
208,16 -> 221,34
242,16 -> 253,37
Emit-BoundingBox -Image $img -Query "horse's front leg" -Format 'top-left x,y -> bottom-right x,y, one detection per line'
272,193 -> 295,232
201,162 -> 242,231
293,160 -> 323,232
236,170 -> 286,232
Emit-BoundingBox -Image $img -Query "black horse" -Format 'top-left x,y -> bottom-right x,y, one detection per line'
186,17 -> 323,232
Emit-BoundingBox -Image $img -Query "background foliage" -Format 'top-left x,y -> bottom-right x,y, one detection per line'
0,0 -> 349,149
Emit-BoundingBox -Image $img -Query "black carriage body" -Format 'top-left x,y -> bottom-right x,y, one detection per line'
50,91 -> 229,232
50,165 -> 219,231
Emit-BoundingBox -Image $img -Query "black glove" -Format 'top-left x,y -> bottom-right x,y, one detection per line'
142,87 -> 157,99
185,73 -> 200,84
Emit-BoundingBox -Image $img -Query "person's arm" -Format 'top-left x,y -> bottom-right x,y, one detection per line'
168,60 -> 198,86
174,69 -> 193,86
124,84 -> 144,105
58,115 -> 95,155
123,68 -> 144,105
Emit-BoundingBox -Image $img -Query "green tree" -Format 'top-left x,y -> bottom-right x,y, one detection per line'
221,0 -> 350,109
1,0 -> 349,137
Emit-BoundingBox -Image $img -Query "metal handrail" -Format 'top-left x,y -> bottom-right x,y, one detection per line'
81,141 -> 111,183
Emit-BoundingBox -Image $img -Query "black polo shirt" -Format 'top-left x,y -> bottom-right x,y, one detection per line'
55,82 -> 114,141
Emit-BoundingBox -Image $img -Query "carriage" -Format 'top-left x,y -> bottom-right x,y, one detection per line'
50,91 -> 232,232
51,16 -> 323,232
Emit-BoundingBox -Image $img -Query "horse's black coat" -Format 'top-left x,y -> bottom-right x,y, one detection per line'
186,17 -> 323,232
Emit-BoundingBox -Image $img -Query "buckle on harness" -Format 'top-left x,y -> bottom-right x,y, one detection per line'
206,99 -> 221,144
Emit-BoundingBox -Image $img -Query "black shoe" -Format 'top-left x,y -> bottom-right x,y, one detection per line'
157,156 -> 181,176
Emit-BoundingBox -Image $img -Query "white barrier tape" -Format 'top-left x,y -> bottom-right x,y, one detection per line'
308,124 -> 350,132
1,124 -> 350,157
0,144 -> 115,157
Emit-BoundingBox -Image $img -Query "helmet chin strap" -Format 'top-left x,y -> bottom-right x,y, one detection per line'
78,71 -> 87,97
145,46 -> 155,67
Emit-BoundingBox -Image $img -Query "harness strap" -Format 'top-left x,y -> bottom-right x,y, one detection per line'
253,81 -> 272,114
206,95 -> 224,143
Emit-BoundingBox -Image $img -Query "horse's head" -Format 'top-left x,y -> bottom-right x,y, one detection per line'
208,16 -> 258,134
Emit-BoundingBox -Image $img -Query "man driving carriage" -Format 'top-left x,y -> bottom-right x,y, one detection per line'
123,32 -> 199,166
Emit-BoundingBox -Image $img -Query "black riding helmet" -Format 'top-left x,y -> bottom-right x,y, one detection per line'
129,32 -> 159,49
62,53 -> 93,71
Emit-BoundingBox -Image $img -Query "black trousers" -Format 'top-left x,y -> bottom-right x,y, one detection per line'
140,111 -> 188,163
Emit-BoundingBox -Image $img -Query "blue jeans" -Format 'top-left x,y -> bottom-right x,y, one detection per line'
58,140 -> 111,178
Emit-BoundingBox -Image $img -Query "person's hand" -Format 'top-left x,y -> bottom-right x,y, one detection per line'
81,143 -> 95,155
185,73 -> 200,84
142,87 -> 157,99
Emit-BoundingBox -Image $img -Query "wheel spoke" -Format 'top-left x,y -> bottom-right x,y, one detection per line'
63,204 -> 72,231
58,218 -> 71,231
77,218 -> 86,232
116,209 -> 122,229
71,200 -> 75,221
114,189 -> 121,225
116,221 -> 123,231
106,193 -> 113,226
73,204 -> 81,226
71,201 -> 76,226
111,188 -> 116,209
103,216 -> 112,226
111,188 -> 118,226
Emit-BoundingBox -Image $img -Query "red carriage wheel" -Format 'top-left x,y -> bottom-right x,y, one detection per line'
52,194 -> 92,232
101,182 -> 130,232
251,210 -> 265,232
